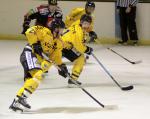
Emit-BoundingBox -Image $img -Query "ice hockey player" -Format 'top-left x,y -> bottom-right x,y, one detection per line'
9,20 -> 68,112
22,0 -> 63,34
65,1 -> 97,42
61,14 -> 93,88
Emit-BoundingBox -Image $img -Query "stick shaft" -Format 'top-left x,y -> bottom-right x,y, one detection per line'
107,48 -> 134,64
55,65 -> 105,108
67,74 -> 105,108
92,53 -> 122,88
81,87 -> 105,107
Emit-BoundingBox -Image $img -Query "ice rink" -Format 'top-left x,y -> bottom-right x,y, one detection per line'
0,40 -> 150,119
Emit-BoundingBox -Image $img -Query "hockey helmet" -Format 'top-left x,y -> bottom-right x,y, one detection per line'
48,0 -> 57,5
85,1 -> 95,8
80,14 -> 92,23
50,19 -> 65,32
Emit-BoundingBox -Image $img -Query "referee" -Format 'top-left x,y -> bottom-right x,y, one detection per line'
117,0 -> 139,45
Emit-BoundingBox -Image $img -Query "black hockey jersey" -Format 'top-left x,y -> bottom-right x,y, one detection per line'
22,4 -> 63,34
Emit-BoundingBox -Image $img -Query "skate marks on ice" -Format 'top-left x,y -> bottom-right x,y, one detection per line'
0,66 -> 19,72
61,61 -> 95,66
22,106 -> 118,114
37,82 -> 140,91
37,83 -> 114,91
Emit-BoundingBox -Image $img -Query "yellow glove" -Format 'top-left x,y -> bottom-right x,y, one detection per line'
41,60 -> 52,72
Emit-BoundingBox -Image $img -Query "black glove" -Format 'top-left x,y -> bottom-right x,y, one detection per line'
89,31 -> 98,42
21,20 -> 30,34
58,64 -> 68,78
85,46 -> 93,55
32,42 -> 43,57
22,24 -> 29,35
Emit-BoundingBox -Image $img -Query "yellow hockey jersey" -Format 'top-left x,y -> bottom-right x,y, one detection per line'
65,8 -> 85,28
61,24 -> 88,54
25,25 -> 63,65
65,7 -> 94,31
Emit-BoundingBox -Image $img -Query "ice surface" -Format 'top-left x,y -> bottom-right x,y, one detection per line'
0,40 -> 150,119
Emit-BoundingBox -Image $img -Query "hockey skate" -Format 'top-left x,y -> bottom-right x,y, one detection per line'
68,79 -> 82,88
9,96 -> 31,112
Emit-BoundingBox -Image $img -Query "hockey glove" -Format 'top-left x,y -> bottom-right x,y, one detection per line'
32,42 -> 43,58
41,60 -> 51,72
89,31 -> 98,42
22,22 -> 30,35
85,46 -> 93,55
58,64 -> 68,78
22,18 -> 30,35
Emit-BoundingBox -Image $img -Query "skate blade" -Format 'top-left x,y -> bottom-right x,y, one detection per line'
9,108 -> 23,114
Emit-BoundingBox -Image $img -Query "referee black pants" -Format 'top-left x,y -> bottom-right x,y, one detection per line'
119,7 -> 138,42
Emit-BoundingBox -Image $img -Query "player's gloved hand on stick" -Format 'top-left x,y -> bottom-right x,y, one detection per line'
22,22 -> 30,34
32,42 -> 43,58
85,46 -> 93,55
58,64 -> 68,78
89,31 -> 98,42
41,60 -> 51,72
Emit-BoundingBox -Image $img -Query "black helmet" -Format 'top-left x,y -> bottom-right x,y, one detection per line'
50,19 -> 65,32
80,14 -> 92,23
48,0 -> 57,5
85,1 -> 95,8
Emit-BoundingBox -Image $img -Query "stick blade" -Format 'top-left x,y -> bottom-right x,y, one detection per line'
122,85 -> 134,91
132,60 -> 142,64
104,105 -> 118,110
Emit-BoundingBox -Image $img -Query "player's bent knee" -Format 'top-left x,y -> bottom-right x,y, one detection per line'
23,70 -> 44,93
41,60 -> 52,72
75,55 -> 85,65
33,70 -> 44,81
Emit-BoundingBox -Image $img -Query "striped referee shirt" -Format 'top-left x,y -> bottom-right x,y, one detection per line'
117,0 -> 138,7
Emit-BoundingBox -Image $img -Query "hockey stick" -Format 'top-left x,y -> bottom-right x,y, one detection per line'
91,53 -> 133,91
56,65 -> 105,108
107,48 -> 142,64
68,76 -> 104,108
66,73 -> 117,109
42,53 -> 116,109
55,65 -> 116,109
